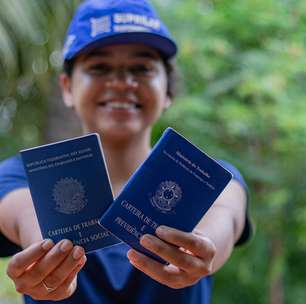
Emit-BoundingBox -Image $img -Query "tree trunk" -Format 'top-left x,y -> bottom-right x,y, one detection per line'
269,237 -> 284,304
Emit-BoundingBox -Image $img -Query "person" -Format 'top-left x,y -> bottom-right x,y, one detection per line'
0,0 -> 251,303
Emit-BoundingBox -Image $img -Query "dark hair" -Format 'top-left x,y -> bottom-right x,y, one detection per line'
63,55 -> 179,99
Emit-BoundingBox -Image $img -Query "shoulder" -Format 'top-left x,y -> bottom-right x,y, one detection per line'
0,154 -> 26,180
217,159 -> 247,192
0,154 -> 24,171
0,155 -> 28,201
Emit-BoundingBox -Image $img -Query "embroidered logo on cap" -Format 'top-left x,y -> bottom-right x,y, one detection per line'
91,16 -> 111,37
114,13 -> 160,30
114,25 -> 150,33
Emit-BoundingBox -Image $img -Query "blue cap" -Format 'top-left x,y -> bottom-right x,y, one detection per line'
63,0 -> 178,61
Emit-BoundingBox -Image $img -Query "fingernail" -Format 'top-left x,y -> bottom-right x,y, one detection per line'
72,247 -> 84,260
77,258 -> 86,270
127,250 -> 139,262
60,240 -> 73,253
156,226 -> 167,237
140,235 -> 154,248
78,255 -> 87,266
42,239 -> 54,251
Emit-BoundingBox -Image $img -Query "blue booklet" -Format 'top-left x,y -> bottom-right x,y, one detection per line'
20,134 -> 120,253
99,128 -> 233,263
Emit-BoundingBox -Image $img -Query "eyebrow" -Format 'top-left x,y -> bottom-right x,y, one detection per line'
130,50 -> 160,59
82,50 -> 111,60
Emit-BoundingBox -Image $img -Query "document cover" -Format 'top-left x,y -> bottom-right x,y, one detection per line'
21,134 -> 120,253
99,128 -> 232,262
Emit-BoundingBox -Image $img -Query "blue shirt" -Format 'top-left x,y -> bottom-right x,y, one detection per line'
0,155 -> 250,304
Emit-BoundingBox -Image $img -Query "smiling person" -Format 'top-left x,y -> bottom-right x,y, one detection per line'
0,1 -> 251,303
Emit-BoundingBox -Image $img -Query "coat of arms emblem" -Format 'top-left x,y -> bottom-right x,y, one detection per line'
53,177 -> 87,214
150,181 -> 182,214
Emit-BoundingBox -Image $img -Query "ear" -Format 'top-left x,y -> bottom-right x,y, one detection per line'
59,73 -> 74,108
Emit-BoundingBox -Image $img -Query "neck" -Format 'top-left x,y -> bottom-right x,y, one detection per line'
99,130 -> 152,197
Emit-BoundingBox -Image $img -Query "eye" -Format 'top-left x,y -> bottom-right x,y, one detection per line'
129,64 -> 154,77
87,63 -> 112,75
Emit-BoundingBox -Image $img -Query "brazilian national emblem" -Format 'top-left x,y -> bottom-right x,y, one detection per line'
150,181 -> 182,214
53,177 -> 87,214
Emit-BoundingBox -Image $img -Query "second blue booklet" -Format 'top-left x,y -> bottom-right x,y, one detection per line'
99,128 -> 233,263
21,134 -> 120,253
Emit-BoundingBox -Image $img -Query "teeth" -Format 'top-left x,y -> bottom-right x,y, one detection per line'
104,102 -> 138,110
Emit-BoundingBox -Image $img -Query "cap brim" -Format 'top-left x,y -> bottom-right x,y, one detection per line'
68,32 -> 177,60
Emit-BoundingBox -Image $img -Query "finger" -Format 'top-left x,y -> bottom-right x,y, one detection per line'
25,255 -> 87,301
42,246 -> 86,289
7,239 -> 54,279
48,256 -> 87,301
156,226 -> 216,259
140,234 -> 204,273
127,249 -> 187,288
61,254 -> 87,288
20,239 -> 74,287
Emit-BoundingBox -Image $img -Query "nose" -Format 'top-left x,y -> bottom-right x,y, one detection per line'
105,68 -> 138,90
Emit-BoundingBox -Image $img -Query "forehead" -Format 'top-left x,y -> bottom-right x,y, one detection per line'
76,43 -> 162,62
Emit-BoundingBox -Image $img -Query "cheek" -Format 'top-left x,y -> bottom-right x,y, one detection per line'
71,74 -> 99,111
150,75 -> 169,109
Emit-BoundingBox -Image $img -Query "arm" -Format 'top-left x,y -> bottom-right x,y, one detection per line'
0,189 -> 87,301
0,188 -> 41,247
193,179 -> 247,272
127,180 -> 247,288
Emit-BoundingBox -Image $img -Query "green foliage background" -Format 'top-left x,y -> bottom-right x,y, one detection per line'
1,0 -> 306,303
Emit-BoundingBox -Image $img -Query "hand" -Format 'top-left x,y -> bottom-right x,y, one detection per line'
6,239 -> 87,301
127,226 -> 216,289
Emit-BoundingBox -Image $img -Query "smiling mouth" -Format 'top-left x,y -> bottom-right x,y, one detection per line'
98,101 -> 142,110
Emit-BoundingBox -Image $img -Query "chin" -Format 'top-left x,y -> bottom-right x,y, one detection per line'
97,123 -> 146,141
